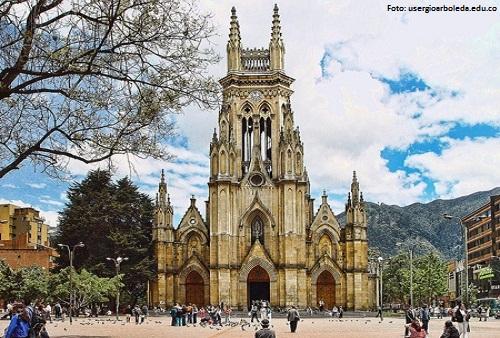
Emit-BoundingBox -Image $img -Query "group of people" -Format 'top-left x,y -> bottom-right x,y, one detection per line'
169,303 -> 234,326
317,300 -> 344,318
249,300 -> 272,323
2,301 -> 49,338
124,304 -> 149,324
404,300 -> 474,338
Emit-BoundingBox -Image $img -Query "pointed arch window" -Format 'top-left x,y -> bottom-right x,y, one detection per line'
251,216 -> 264,245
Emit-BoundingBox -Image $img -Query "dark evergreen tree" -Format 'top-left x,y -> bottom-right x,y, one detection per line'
54,169 -> 155,304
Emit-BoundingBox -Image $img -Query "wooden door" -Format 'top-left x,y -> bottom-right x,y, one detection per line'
317,270 -> 335,309
186,271 -> 204,306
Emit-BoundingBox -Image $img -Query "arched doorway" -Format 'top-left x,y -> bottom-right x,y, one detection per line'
317,270 -> 335,309
185,271 -> 204,306
247,266 -> 270,307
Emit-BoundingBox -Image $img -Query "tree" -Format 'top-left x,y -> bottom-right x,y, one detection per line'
382,251 -> 448,306
53,169 -> 155,304
0,261 -> 50,303
49,267 -> 120,310
0,0 -> 219,180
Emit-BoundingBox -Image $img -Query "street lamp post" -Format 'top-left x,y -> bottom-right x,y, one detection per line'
58,242 -> 85,325
378,256 -> 384,321
106,256 -> 128,321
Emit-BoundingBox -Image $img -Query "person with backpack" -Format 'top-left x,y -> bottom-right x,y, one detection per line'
420,304 -> 430,335
287,306 -> 300,333
4,303 -> 30,338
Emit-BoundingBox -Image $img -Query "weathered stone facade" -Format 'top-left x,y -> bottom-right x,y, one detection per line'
151,5 -> 373,310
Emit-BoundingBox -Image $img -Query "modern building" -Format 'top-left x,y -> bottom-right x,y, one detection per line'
150,5 -> 373,310
462,195 -> 500,298
0,204 -> 50,246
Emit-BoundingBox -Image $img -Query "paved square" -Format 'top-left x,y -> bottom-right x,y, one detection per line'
3,316 -> 499,338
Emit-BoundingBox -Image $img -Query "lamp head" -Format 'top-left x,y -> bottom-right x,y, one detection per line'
377,256 -> 384,262
443,214 -> 453,220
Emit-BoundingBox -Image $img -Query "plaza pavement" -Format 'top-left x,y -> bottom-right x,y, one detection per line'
2,316 -> 499,338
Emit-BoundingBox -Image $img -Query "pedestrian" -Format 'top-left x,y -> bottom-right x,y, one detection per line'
192,304 -> 198,323
141,304 -> 148,321
54,302 -> 61,320
319,299 -> 324,312
133,305 -> 141,324
125,305 -> 132,323
44,303 -> 52,323
1,302 -> 14,320
484,306 -> 490,321
376,305 -> 382,318
338,305 -> 344,319
477,306 -> 483,321
250,301 -> 259,323
405,305 -> 416,337
332,305 -> 338,318
224,305 -> 232,324
169,305 -> 177,326
4,303 -> 30,338
255,318 -> 276,338
287,305 -> 300,333
440,319 -> 460,338
187,303 -> 193,323
420,304 -> 430,335
453,303 -> 470,338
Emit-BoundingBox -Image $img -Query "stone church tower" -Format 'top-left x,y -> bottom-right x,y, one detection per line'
150,5 -> 372,310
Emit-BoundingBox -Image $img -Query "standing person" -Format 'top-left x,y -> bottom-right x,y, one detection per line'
192,304 -> 198,324
332,305 -> 338,318
319,299 -> 324,312
44,303 -> 52,323
477,306 -> 483,321
250,302 -> 259,323
187,303 -> 193,323
125,305 -> 132,323
440,320 -> 460,338
255,318 -> 276,338
141,304 -> 149,321
1,302 -> 14,320
133,305 -> 141,324
453,303 -> 470,338
420,304 -> 430,335
376,305 -> 382,319
287,306 -> 300,333
54,302 -> 61,320
224,305 -> 232,324
338,306 -> 344,319
405,306 -> 416,338
169,305 -> 177,326
3,304 -> 30,338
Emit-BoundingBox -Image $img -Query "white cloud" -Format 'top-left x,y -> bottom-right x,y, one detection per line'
39,198 -> 65,207
405,137 -> 500,198
1,184 -> 17,188
26,183 -> 47,189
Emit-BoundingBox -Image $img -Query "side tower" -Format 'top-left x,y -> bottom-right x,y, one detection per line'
343,171 -> 369,309
151,170 -> 175,306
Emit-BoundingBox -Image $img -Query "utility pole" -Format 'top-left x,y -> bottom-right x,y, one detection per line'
106,256 -> 129,320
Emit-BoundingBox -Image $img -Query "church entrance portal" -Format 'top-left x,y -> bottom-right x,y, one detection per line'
247,266 -> 270,307
185,271 -> 204,306
316,270 -> 335,309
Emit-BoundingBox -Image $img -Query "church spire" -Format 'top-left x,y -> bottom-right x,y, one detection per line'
269,4 -> 284,70
159,169 -> 167,209
351,170 -> 360,206
227,6 -> 242,71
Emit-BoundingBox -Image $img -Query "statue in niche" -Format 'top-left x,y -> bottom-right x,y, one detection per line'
251,217 -> 264,244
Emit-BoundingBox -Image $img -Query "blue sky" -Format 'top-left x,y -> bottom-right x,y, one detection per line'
1,0 -> 500,226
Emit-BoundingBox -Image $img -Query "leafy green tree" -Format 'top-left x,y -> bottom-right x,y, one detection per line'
382,251 -> 448,305
49,268 -> 121,310
0,262 -> 49,304
53,169 -> 155,304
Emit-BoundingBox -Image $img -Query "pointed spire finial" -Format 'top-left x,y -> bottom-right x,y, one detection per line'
161,169 -> 165,184
322,190 -> 328,204
353,170 -> 357,182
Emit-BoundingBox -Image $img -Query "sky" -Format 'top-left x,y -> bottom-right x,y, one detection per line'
1,0 -> 499,227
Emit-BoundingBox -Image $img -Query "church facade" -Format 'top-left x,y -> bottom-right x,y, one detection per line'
150,5 -> 374,310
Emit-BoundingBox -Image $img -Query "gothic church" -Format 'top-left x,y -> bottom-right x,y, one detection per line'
151,5 -> 373,310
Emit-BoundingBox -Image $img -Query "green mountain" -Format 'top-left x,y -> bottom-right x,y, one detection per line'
338,187 -> 500,259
